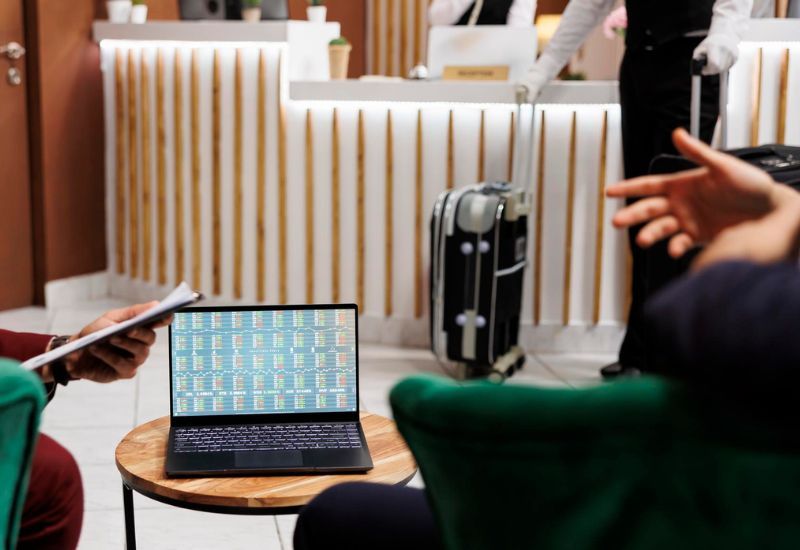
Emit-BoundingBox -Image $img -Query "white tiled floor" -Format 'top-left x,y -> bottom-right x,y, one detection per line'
1,302 -> 613,549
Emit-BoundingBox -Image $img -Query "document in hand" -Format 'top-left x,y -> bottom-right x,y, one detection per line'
20,282 -> 203,371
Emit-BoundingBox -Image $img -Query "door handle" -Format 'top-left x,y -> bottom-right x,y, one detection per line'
0,42 -> 26,61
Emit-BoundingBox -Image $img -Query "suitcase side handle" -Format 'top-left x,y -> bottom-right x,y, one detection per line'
690,54 -> 729,148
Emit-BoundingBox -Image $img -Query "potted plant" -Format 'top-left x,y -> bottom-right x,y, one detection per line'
107,0 -> 132,23
242,0 -> 262,22
307,0 -> 327,23
328,37 -> 351,80
130,0 -> 148,23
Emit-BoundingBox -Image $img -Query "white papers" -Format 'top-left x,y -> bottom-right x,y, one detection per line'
21,282 -> 202,371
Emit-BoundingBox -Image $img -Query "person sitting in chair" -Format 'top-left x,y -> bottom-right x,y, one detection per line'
1,302 -> 170,549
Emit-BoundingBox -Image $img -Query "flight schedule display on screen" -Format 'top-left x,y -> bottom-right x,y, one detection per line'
170,308 -> 357,417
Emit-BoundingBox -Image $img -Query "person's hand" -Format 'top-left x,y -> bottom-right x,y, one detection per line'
693,32 -> 739,75
607,128 -> 779,258
59,302 -> 173,383
516,65 -> 549,103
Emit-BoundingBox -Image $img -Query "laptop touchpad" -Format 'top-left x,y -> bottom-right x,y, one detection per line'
234,451 -> 303,469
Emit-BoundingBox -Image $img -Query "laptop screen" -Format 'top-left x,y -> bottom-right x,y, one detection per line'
170,306 -> 358,417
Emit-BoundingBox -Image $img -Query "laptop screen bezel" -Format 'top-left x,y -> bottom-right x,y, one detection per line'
168,303 -> 360,427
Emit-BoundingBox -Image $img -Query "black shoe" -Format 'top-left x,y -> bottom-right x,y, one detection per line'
600,362 -> 641,380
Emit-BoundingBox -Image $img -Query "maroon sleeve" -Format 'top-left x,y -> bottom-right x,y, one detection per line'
0,329 -> 53,362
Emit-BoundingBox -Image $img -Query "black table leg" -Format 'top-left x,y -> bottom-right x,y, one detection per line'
123,482 -> 136,550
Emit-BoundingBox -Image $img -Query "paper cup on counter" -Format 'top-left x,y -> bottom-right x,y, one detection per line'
328,44 -> 351,80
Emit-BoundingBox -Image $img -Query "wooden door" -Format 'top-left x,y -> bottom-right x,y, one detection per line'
0,0 -> 34,309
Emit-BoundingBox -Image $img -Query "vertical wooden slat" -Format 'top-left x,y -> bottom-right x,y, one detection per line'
447,109 -> 454,189
156,49 -> 167,285
128,49 -> 139,279
257,49 -> 267,302
414,110 -> 424,319
371,0 -> 381,75
357,109 -> 366,310
533,110 -> 545,326
212,49 -> 221,296
233,49 -> 243,299
385,110 -> 394,317
751,47 -> 763,147
478,109 -> 486,181
331,108 -> 341,303
387,0 -> 395,76
777,48 -> 790,145
277,51 -> 288,304
191,49 -> 201,289
141,50 -> 152,282
592,111 -> 608,326
507,110 -> 515,181
413,0 -> 422,66
400,0 -> 408,76
305,109 -> 315,303
114,49 -> 125,274
174,49 -> 185,285
562,112 -> 578,326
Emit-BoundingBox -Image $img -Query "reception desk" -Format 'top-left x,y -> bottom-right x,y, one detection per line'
93,19 -> 800,352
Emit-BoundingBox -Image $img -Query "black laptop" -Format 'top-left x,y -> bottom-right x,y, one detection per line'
165,304 -> 373,477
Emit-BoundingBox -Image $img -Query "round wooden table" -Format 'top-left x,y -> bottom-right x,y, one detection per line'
116,412 -> 417,549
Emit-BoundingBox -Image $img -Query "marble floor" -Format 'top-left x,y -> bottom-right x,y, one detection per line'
0,301 -> 613,549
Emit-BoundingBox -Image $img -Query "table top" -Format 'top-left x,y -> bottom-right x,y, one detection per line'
115,412 -> 417,512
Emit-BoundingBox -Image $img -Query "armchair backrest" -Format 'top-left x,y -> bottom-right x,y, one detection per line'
0,359 -> 45,549
391,374 -> 800,550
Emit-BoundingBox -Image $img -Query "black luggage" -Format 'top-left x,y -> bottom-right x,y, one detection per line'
651,56 -> 800,188
430,94 -> 534,379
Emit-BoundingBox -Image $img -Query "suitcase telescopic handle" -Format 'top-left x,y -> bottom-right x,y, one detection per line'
690,54 -> 729,148
514,85 -> 537,199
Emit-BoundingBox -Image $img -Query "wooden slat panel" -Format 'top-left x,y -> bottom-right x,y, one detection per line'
156,49 -> 167,285
331,108 -> 341,303
385,110 -> 394,317
128,49 -> 139,279
533,110 -> 545,326
478,109 -> 486,181
175,50 -> 185,285
447,109 -> 454,189
751,47 -> 763,147
413,0 -> 422,67
357,109 -> 366,310
141,51 -> 152,282
234,49 -> 243,299
400,0 -> 408,76
414,110 -> 424,319
592,110 -> 608,325
562,112 -> 577,326
387,0 -> 395,76
212,49 -> 221,296
191,49 -> 201,289
778,48 -> 790,145
278,52 -> 288,304
305,109 -> 315,303
371,0 -> 381,75
115,49 -> 125,274
257,49 -> 267,302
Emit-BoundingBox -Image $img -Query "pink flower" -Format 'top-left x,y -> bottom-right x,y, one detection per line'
602,6 -> 627,39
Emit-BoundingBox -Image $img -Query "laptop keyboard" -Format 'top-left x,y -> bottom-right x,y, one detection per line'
173,422 -> 363,453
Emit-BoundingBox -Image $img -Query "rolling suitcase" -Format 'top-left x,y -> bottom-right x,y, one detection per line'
651,56 -> 800,188
430,92 -> 535,379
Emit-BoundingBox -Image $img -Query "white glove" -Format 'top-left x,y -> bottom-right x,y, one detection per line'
516,66 -> 550,103
693,32 -> 740,75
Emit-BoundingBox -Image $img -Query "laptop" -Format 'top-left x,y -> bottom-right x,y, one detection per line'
426,25 -> 538,81
165,304 -> 373,476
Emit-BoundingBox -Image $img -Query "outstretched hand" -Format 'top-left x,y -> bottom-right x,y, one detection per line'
60,302 -> 173,383
607,128 -> 777,258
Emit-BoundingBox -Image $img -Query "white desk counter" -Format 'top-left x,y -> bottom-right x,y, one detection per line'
95,19 -> 800,352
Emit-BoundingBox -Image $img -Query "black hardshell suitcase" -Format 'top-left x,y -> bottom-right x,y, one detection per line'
651,56 -> 800,188
430,94 -> 534,379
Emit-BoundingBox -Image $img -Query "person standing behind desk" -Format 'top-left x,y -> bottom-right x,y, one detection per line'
518,0 -> 752,379
429,0 -> 537,26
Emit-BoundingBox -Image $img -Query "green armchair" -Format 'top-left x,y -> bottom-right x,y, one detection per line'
0,359 -> 45,549
390,374 -> 800,550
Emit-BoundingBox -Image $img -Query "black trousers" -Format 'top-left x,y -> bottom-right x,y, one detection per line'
617,37 -> 719,370
293,482 -> 443,550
